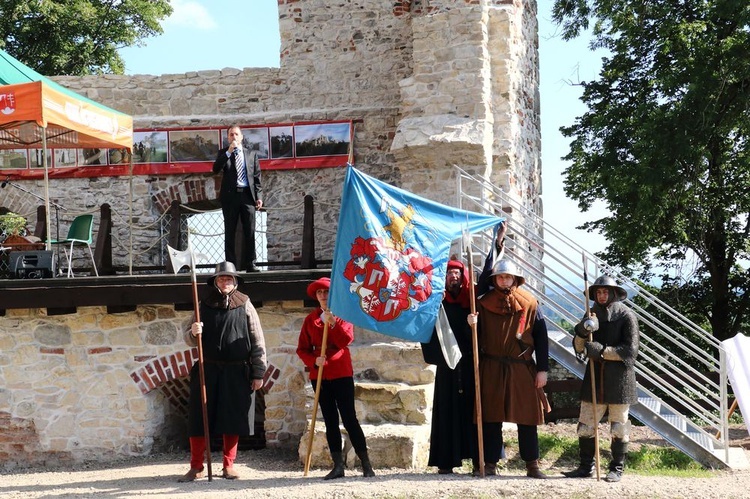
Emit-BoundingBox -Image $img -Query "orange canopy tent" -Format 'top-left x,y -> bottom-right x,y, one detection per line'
0,49 -> 133,251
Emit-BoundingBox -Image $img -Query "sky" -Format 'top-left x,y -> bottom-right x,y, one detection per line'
119,0 -> 608,254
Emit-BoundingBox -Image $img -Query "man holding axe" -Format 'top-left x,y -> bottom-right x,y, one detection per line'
563,275 -> 640,482
179,261 -> 267,482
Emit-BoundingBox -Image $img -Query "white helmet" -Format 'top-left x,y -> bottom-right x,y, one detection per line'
490,259 -> 525,286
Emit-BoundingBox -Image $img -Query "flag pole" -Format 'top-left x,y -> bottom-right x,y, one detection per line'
582,253 -> 600,481
466,233 -> 485,477
304,318 -> 330,476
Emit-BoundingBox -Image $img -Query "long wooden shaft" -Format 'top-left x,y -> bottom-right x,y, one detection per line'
582,254 -> 600,481
191,271 -> 213,481
467,241 -> 485,477
304,320 -> 330,476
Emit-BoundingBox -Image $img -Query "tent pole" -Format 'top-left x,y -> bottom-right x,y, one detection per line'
129,155 -> 133,275
41,127 -> 53,254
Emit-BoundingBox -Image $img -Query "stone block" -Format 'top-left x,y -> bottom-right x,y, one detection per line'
354,382 -> 431,425
298,421 -> 430,470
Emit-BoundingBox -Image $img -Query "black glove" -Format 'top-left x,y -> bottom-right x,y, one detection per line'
585,341 -> 604,361
576,315 -> 599,337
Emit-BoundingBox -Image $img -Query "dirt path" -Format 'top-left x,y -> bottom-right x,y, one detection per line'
1,424 -> 748,499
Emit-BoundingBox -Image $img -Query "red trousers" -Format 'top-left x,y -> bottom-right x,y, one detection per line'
189,435 -> 239,469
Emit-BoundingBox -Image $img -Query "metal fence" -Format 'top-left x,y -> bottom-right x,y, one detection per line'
455,166 -> 731,466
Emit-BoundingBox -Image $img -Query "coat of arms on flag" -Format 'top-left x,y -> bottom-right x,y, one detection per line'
329,166 -> 504,343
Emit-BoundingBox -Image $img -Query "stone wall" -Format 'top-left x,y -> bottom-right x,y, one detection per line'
0,0 -> 543,465
0,301 -> 312,466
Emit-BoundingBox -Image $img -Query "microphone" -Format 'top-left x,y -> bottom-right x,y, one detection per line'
1,176 -> 8,188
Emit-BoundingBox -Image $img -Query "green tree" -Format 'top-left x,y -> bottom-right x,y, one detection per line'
551,0 -> 750,341
0,0 -> 172,75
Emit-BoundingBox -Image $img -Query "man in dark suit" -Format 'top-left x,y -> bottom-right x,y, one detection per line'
213,125 -> 263,272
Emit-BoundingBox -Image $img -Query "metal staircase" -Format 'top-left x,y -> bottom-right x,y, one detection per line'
454,166 -> 745,469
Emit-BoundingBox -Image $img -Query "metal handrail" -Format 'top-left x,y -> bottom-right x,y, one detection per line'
454,166 -> 730,462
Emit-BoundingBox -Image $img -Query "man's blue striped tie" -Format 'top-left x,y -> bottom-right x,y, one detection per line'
234,149 -> 247,186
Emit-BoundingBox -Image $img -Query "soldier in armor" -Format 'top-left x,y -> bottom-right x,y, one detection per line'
468,259 -> 551,479
563,275 -> 640,482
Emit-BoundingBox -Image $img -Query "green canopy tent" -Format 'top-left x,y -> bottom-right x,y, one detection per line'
0,49 -> 133,271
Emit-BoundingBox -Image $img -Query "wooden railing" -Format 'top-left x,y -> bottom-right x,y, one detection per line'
32,194 -> 323,276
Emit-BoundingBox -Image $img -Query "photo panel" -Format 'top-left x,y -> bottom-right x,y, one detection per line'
54,149 -> 78,168
294,122 -> 350,157
29,149 -> 53,169
269,126 -> 294,159
108,148 -> 132,165
169,130 -> 220,162
133,131 -> 168,163
79,148 -> 107,166
241,127 -> 270,159
0,149 -> 28,170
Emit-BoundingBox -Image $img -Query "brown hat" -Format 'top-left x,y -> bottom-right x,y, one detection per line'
307,277 -> 331,299
208,261 -> 243,286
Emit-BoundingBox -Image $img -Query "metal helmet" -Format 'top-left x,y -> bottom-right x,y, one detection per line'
489,259 -> 525,286
208,261 -> 243,286
587,275 -> 627,302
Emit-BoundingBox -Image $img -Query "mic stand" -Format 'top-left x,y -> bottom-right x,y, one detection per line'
3,180 -> 66,276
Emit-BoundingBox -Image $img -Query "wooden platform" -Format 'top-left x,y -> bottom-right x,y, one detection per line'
0,268 -> 329,315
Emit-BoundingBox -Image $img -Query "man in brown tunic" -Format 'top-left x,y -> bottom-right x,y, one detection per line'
468,259 -> 550,478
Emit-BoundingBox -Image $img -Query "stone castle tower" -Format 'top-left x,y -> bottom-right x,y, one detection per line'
52,0 -> 541,267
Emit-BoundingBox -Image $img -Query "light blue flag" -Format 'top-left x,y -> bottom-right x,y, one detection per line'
328,166 -> 504,342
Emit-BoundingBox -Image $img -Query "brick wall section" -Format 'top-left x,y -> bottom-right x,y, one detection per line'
129,348 -> 195,395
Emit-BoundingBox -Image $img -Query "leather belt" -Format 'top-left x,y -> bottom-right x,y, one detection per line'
236,187 -> 247,192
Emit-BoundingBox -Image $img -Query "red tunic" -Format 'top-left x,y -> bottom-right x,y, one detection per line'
296,307 -> 355,380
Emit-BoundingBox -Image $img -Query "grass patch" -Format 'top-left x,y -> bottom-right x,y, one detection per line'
497,432 -> 715,478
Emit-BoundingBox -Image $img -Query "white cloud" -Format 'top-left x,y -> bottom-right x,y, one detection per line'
165,0 -> 218,30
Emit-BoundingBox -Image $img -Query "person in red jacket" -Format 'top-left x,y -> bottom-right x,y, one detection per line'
296,277 -> 375,480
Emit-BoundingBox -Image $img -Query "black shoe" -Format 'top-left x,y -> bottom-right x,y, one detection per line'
562,464 -> 595,478
247,264 -> 260,272
605,468 -> 623,482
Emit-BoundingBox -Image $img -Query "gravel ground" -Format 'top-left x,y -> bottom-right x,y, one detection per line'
1,423 -> 748,499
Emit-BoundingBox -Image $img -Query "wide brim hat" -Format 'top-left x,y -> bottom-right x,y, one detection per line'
489,259 -> 526,287
307,277 -> 331,299
208,261 -> 243,286
587,275 -> 627,302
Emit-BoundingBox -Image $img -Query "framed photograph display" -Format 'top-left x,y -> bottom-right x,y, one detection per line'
169,130 -> 220,162
295,122 -> 350,157
3,121 -> 352,179
269,126 -> 294,159
220,126 -> 270,159
108,148 -> 132,165
133,131 -> 168,164
0,149 -> 28,170
54,149 -> 78,168
29,149 -> 53,169
80,148 -> 107,166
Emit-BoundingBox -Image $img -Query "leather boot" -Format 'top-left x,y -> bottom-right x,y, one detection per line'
562,437 -> 596,478
605,439 -> 628,482
177,467 -> 205,482
525,459 -> 547,479
471,460 -> 497,477
357,450 -> 376,477
324,451 -> 345,480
